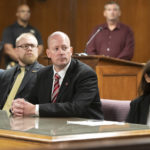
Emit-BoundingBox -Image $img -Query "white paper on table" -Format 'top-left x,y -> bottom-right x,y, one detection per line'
67,120 -> 125,126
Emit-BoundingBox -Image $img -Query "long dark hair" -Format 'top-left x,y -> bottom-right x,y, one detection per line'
139,61 -> 150,96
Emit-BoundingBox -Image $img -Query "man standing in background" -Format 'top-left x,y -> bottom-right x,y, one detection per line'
86,1 -> 134,60
2,4 -> 43,68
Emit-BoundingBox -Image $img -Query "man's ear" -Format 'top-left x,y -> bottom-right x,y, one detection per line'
46,49 -> 51,58
70,47 -> 73,56
103,10 -> 106,18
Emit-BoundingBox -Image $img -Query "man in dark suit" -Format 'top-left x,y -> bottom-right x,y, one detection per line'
12,31 -> 103,120
0,33 -> 43,114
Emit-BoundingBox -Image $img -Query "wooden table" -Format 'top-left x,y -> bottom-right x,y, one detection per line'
0,111 -> 150,150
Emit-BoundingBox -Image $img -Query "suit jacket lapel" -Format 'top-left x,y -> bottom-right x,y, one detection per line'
17,62 -> 41,94
45,68 -> 53,102
7,67 -> 17,88
56,73 -> 71,102
56,59 -> 75,102
4,67 -> 16,94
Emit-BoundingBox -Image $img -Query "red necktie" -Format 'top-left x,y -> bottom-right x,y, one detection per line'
51,73 -> 60,103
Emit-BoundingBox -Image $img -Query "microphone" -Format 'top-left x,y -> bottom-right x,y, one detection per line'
85,26 -> 103,53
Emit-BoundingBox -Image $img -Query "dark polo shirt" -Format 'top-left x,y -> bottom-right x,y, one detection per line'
86,23 -> 134,60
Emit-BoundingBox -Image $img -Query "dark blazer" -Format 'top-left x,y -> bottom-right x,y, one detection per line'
28,59 -> 103,119
126,94 -> 150,124
0,62 -> 43,109
0,69 -> 4,83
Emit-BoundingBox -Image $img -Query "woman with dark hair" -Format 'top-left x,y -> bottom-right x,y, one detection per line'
126,61 -> 150,124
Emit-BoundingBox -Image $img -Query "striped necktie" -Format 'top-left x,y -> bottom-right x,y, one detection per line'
51,73 -> 61,103
3,67 -> 25,115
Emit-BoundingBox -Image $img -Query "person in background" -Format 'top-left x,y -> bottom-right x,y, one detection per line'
11,31 -> 103,120
2,4 -> 43,69
0,33 -> 43,115
126,61 -> 150,125
86,1 -> 134,60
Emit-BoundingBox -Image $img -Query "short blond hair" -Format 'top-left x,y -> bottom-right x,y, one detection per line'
16,33 -> 38,47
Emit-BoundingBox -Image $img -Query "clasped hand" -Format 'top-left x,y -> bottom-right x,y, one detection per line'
11,98 -> 35,117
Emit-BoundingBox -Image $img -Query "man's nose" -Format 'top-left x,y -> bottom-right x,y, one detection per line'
58,48 -> 64,54
26,46 -> 33,51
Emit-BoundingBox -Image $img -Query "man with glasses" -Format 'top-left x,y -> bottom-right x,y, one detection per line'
2,4 -> 43,69
0,33 -> 43,115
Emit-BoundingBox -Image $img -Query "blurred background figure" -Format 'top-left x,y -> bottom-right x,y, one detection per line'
86,1 -> 134,60
2,4 -> 43,69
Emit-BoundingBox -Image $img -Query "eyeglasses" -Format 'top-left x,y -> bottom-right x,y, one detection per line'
17,44 -> 37,50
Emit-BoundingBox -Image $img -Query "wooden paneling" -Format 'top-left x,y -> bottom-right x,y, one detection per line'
27,0 -> 76,51
118,0 -> 150,62
98,66 -> 138,100
0,0 -> 19,36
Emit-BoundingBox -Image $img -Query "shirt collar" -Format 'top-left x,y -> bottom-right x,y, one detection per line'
53,60 -> 71,80
103,22 -> 121,30
17,61 -> 37,71
15,21 -> 29,28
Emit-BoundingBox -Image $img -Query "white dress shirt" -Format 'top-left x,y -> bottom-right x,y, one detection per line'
35,61 -> 71,116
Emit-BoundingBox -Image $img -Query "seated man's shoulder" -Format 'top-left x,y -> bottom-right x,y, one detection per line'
0,67 -> 16,83
35,62 -> 44,69
37,65 -> 52,75
3,66 -> 16,75
73,59 -> 96,75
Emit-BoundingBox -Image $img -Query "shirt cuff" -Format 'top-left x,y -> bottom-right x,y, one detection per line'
35,118 -> 39,129
35,104 -> 39,116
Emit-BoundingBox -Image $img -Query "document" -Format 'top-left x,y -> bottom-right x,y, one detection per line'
67,120 -> 125,126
